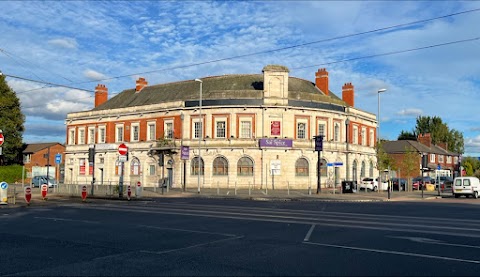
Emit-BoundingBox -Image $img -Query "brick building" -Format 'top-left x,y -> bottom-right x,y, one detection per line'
64,65 -> 379,189
23,142 -> 65,182
382,133 -> 460,179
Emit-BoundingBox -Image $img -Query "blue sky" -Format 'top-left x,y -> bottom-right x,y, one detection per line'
1,1 -> 480,155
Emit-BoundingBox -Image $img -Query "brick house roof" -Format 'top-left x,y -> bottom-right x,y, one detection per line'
382,140 -> 459,156
92,74 -> 345,111
23,142 -> 63,154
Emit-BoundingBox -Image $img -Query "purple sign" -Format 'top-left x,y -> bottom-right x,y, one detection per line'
259,138 -> 293,148
181,146 -> 190,160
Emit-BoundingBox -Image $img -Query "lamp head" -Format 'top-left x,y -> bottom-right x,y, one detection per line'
195,78 -> 202,83
378,88 -> 387,93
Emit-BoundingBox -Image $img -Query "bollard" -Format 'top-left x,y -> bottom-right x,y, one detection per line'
235,182 -> 237,196
217,181 -> 219,195
288,181 -> 290,196
249,182 -> 251,196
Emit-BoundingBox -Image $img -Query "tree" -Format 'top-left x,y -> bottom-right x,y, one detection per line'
0,73 -> 25,165
401,115 -> 465,154
397,130 -> 417,140
402,145 -> 419,191
462,157 -> 480,178
377,141 -> 396,172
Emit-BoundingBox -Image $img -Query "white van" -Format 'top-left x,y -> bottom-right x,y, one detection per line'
452,177 -> 480,199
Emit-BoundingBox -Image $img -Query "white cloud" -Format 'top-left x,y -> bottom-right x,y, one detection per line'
396,108 -> 423,117
83,70 -> 108,81
48,38 -> 78,49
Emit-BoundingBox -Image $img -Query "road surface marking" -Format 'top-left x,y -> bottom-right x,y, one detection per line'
138,225 -> 238,237
304,224 -> 316,241
34,216 -> 99,224
303,241 -> 480,264
388,235 -> 480,249
141,235 -> 244,255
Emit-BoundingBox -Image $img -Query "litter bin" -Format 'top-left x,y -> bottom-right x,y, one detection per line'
342,181 -> 356,193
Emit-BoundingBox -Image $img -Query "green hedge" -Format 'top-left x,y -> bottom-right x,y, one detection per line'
0,165 -> 24,183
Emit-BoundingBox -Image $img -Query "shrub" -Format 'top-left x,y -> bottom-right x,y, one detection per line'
0,165 -> 24,183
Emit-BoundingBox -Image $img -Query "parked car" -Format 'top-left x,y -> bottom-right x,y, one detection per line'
360,177 -> 388,191
452,176 -> 480,198
412,176 -> 434,190
436,176 -> 453,192
31,176 -> 57,188
391,178 -> 407,191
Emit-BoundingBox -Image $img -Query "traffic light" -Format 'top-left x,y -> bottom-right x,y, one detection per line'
421,154 -> 428,169
158,153 -> 164,166
88,147 -> 95,163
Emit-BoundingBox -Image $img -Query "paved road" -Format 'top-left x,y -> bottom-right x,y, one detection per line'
1,197 -> 480,276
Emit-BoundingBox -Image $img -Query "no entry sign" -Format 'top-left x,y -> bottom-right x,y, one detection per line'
118,143 -> 128,155
24,186 -> 32,204
0,133 -> 4,146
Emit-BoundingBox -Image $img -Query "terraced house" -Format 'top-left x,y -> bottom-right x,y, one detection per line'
64,65 -> 378,190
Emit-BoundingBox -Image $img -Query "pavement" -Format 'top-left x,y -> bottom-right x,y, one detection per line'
0,185 -> 452,208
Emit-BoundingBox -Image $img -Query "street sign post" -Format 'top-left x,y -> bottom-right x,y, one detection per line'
0,181 -> 8,205
313,135 -> 324,194
118,144 -> 128,199
81,185 -> 87,202
136,181 -> 142,198
41,184 -> 48,200
24,186 -> 32,205
127,185 -> 132,201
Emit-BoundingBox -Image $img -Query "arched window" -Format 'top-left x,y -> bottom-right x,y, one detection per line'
130,157 -> 141,175
213,156 -> 228,176
191,156 -> 204,176
352,160 -> 358,182
295,158 -> 309,176
317,158 -> 328,177
361,161 -> 366,178
115,160 -> 122,175
369,161 -> 374,177
237,156 -> 254,176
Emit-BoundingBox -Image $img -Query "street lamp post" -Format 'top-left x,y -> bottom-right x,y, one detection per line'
180,113 -> 185,192
195,79 -> 203,194
377,88 -> 387,192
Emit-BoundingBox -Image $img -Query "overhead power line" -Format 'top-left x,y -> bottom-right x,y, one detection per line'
3,74 -> 93,92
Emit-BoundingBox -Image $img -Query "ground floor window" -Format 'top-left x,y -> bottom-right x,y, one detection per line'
191,156 -> 204,175
237,156 -> 253,176
295,158 -> 309,176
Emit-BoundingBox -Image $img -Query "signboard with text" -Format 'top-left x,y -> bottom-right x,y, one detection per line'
270,121 -> 281,136
181,146 -> 190,160
259,138 -> 292,148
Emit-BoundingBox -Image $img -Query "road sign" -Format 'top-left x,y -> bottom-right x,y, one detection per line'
118,143 -> 128,155
24,186 -> 32,204
81,185 -> 87,201
334,162 -> 343,166
127,185 -> 132,200
136,181 -> 142,198
55,153 -> 62,164
41,184 -> 48,199
327,163 -> 334,167
0,181 -> 8,205
118,155 -> 127,162
0,133 -> 4,146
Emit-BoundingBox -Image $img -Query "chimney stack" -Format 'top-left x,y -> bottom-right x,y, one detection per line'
136,77 -> 148,93
94,84 -> 108,107
417,133 -> 432,148
342,83 -> 354,107
315,68 -> 329,95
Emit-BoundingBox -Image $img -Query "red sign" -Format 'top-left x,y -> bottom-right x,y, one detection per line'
118,143 -> 128,155
127,185 -> 132,200
271,121 -> 281,136
137,181 -> 141,187
81,185 -> 87,201
0,133 -> 4,146
24,186 -> 32,204
41,184 -> 48,199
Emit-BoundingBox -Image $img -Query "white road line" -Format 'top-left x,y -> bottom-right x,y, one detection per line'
387,235 -> 480,250
304,224 -> 316,241
303,241 -> 480,264
137,225 -> 238,237
75,205 -> 480,238
141,235 -> 244,255
34,216 -> 99,224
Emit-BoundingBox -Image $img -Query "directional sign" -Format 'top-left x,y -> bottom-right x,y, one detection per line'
0,181 -> 7,205
118,143 -> 128,155
327,163 -> 334,167
334,162 -> 343,167
55,153 -> 62,164
0,182 -> 7,189
0,133 -> 4,146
